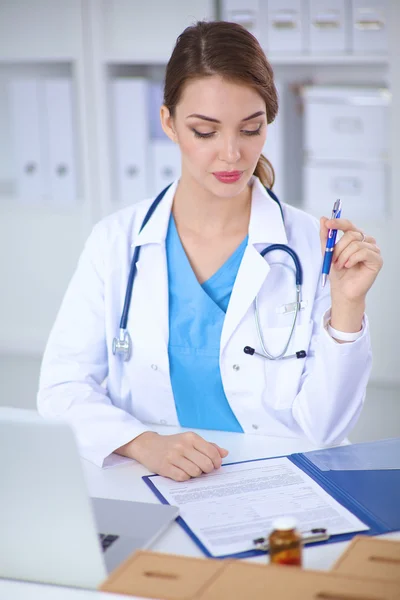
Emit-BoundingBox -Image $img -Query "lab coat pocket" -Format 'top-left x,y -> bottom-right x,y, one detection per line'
122,344 -> 178,426
262,320 -> 313,411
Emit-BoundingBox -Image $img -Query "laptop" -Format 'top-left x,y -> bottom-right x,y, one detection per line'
0,408 -> 179,589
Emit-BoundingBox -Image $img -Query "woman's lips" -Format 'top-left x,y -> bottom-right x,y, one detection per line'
213,171 -> 243,184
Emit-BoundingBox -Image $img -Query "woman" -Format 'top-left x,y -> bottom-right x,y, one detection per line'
38,21 -> 382,481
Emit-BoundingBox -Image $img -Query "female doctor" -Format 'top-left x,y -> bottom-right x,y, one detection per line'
38,21 -> 382,481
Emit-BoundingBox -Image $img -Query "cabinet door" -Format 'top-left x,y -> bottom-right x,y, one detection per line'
102,0 -> 215,62
0,0 -> 82,60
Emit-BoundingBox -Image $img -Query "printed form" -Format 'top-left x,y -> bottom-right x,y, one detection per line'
150,457 -> 368,557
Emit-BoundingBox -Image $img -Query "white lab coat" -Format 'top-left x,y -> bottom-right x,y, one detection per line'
37,178 -> 372,467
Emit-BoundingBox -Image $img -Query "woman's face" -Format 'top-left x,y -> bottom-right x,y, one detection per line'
161,75 -> 268,198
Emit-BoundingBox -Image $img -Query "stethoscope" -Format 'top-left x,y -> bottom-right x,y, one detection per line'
113,184 -> 307,362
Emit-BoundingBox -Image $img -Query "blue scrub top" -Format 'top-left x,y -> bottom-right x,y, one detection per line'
166,216 -> 247,432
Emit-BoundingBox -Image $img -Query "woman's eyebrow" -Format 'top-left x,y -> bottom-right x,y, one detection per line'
186,110 -> 265,123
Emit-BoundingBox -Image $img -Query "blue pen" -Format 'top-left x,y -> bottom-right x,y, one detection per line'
321,199 -> 342,288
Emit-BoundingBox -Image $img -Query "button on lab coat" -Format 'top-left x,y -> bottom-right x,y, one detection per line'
37,178 -> 372,467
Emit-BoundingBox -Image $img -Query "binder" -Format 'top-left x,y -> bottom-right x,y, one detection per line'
111,78 -> 150,205
143,438 -> 400,559
148,81 -> 165,141
8,78 -> 47,202
43,78 -> 77,205
150,139 -> 181,196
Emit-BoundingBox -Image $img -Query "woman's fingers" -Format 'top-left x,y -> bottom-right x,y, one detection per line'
184,447 -> 218,474
324,217 -> 362,234
320,217 -> 380,268
131,431 -> 229,482
335,240 -> 380,270
210,442 -> 229,458
163,464 -> 192,482
172,455 -> 204,478
341,246 -> 383,271
191,433 -> 228,469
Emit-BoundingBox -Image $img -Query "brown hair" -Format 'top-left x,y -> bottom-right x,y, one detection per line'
163,20 -> 278,189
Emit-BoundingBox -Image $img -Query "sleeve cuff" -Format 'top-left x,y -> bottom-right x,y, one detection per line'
323,309 -> 365,344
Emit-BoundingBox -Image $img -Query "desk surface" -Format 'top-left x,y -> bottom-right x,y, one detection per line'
2,426 -> 399,599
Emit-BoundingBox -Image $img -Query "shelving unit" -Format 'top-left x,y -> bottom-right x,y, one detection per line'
0,0 -> 399,385
0,0 -> 94,355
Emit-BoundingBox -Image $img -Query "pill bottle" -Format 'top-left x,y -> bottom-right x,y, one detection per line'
268,516 -> 302,566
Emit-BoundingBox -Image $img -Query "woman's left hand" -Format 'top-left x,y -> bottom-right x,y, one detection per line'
320,217 -> 383,303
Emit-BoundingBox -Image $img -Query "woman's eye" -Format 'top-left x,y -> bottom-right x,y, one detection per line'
242,125 -> 262,136
191,124 -> 263,139
192,129 -> 215,139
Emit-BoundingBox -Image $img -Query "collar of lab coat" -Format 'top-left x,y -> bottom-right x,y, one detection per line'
135,176 -> 288,247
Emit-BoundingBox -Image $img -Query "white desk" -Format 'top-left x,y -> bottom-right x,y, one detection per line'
2,426 -> 399,599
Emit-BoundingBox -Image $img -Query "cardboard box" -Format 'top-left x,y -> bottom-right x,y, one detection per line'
332,535 -> 400,584
100,550 -> 400,600
197,561 -> 400,600
99,551 -> 227,599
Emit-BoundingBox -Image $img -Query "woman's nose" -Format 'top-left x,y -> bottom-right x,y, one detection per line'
218,135 -> 241,164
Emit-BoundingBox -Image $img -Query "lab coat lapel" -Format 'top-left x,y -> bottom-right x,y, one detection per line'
220,244 -> 270,352
220,178 -> 288,354
132,182 -> 178,348
136,243 -> 169,346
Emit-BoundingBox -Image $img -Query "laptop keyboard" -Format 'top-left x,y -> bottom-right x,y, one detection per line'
99,533 -> 119,552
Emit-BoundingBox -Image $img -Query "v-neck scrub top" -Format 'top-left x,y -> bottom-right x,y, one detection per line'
166,217 -> 247,432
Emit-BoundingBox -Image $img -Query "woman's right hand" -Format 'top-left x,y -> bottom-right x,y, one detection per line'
119,431 -> 229,481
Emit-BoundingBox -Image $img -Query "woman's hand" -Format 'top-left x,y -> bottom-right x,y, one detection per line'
119,431 -> 229,481
320,217 -> 383,332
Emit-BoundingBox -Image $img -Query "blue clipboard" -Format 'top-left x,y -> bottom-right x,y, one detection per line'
142,438 -> 400,559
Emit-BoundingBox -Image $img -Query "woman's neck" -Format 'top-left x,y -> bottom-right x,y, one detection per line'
172,175 -> 252,238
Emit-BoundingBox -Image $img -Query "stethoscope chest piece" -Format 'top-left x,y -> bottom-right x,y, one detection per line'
112,329 -> 132,361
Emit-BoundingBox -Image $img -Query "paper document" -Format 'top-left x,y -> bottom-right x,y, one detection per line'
150,457 -> 368,557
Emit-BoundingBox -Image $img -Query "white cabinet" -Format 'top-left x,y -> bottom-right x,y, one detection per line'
102,0 -> 215,62
0,0 -> 82,60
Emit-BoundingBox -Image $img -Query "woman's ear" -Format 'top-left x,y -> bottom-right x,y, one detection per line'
160,105 -> 177,143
